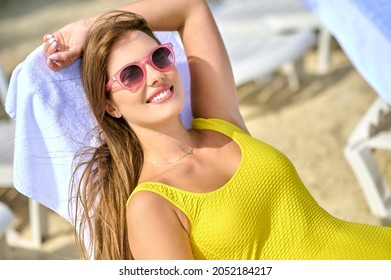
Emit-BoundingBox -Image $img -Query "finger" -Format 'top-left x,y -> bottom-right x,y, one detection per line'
44,40 -> 58,55
47,40 -> 58,55
43,34 -> 51,52
46,50 -> 78,71
46,58 -> 60,71
43,34 -> 58,54
43,34 -> 54,43
46,57 -> 67,71
47,52 -> 68,64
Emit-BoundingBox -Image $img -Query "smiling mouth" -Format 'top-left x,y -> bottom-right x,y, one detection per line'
147,87 -> 173,104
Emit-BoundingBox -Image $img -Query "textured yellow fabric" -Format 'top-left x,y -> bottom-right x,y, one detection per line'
130,118 -> 391,259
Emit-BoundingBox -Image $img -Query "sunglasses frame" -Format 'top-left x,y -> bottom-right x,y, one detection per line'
105,43 -> 175,92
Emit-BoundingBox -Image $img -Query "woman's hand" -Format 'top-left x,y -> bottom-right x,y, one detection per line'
43,18 -> 94,71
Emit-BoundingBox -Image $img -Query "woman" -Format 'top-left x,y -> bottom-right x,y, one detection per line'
44,0 -> 391,260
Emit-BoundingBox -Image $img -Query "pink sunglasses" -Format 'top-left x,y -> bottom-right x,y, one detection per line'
105,43 -> 175,92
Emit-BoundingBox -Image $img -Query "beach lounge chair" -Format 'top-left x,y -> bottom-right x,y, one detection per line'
5,32 -> 191,257
0,68 -> 16,255
220,29 -> 315,91
344,98 -> 391,219
211,0 -> 329,88
302,0 -> 391,220
0,201 -> 14,259
4,16 -> 319,254
0,65 -> 14,259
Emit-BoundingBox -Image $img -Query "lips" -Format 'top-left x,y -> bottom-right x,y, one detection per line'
147,86 -> 173,104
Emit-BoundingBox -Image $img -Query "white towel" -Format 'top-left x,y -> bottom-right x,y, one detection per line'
5,31 -> 192,221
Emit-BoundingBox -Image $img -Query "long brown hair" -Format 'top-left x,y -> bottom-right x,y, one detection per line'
70,10 -> 160,260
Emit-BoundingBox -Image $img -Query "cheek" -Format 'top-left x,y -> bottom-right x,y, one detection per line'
114,90 -> 139,103
170,67 -> 183,90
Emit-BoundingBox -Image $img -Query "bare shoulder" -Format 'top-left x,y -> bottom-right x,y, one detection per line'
127,190 -> 169,213
126,190 -> 193,259
127,190 -> 177,226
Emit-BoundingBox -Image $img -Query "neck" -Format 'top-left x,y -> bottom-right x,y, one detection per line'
133,119 -> 195,165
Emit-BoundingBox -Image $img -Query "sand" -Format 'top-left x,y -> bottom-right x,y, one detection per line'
0,0 -> 390,260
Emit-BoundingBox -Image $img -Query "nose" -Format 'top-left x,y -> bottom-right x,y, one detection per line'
145,63 -> 164,87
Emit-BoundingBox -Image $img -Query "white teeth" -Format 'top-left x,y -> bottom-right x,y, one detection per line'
149,89 -> 171,103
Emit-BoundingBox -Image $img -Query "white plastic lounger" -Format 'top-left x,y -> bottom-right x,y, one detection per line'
212,0 -> 330,75
303,0 -> 391,220
4,31 -> 191,257
222,29 -> 315,90
0,201 -> 14,259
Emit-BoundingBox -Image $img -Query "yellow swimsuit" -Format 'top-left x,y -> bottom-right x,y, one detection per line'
130,118 -> 391,259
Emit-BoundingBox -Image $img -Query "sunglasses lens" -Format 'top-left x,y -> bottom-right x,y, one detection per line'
119,64 -> 144,90
152,46 -> 174,70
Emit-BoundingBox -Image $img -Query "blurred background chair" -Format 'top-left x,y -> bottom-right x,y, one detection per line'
210,0 -> 330,91
0,63 -> 16,259
344,98 -> 391,219
0,62 -> 48,250
220,30 -> 315,92
0,201 -> 14,259
302,0 -> 391,220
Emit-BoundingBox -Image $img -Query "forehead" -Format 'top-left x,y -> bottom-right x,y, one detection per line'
108,31 -> 159,74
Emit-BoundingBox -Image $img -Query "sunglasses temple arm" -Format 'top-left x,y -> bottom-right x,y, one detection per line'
105,77 -> 116,92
